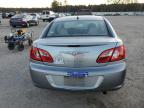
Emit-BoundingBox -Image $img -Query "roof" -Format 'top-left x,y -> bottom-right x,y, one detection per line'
54,15 -> 104,22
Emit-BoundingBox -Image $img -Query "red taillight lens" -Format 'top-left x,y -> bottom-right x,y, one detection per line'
96,45 -> 126,63
30,47 -> 53,63
111,45 -> 126,62
38,48 -> 53,63
96,48 -> 114,63
30,47 -> 42,61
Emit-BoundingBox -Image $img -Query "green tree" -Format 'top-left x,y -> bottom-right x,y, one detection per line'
51,0 -> 59,10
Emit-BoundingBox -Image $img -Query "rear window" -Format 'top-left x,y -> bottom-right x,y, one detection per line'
42,11 -> 50,15
12,15 -> 23,18
30,14 -> 36,16
46,20 -> 109,37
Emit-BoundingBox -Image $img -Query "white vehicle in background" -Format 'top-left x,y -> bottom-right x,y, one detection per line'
58,13 -> 66,17
30,13 -> 41,19
41,10 -> 55,22
29,14 -> 39,26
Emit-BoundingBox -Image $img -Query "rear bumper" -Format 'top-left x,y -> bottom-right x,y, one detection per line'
10,21 -> 27,27
41,17 -> 49,20
29,20 -> 38,25
29,61 -> 126,91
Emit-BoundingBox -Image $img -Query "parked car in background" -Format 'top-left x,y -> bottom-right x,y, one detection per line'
42,13 -> 65,23
29,16 -> 126,92
64,13 -> 71,16
8,12 -> 16,18
74,9 -> 92,15
2,12 -> 9,19
29,15 -> 39,26
10,14 -> 33,27
45,14 -> 59,22
41,10 -> 55,22
58,13 -> 66,17
30,13 -> 41,19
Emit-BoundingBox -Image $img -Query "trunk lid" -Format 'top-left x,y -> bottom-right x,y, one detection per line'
10,18 -> 22,22
36,37 -> 118,67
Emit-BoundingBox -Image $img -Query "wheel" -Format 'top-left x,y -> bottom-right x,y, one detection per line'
12,25 -> 16,28
102,91 -> 108,95
28,39 -> 33,46
18,44 -> 24,51
43,19 -> 45,22
26,23 -> 30,28
4,36 -> 7,43
8,43 -> 15,50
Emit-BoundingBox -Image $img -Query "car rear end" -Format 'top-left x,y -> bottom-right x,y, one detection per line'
41,11 -> 55,22
29,16 -> 126,91
10,15 -> 28,27
29,16 -> 39,26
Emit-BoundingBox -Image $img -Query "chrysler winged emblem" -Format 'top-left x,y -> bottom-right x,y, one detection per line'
62,51 -> 88,56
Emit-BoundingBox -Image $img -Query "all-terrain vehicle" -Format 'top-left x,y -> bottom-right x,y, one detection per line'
4,28 -> 33,51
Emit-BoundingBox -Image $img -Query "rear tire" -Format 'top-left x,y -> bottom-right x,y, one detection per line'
4,36 -> 7,43
18,44 -> 24,51
35,21 -> 39,26
8,43 -> 15,50
102,91 -> 108,95
28,39 -> 33,46
43,19 -> 45,22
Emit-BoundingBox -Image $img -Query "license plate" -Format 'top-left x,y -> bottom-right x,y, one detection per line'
67,72 -> 88,78
31,23 -> 35,24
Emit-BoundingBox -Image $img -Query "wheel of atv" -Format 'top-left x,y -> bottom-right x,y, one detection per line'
28,39 -> 33,46
18,44 -> 24,51
43,19 -> 45,22
4,36 -> 7,43
8,43 -> 15,50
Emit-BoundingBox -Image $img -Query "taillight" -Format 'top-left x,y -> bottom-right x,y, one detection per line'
96,45 -> 126,63
30,47 -> 41,61
96,48 -> 114,63
22,18 -> 27,22
30,47 -> 53,63
111,45 -> 126,62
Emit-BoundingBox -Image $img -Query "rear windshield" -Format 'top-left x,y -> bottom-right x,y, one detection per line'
12,15 -> 23,18
42,11 -> 50,15
46,20 -> 109,37
30,14 -> 36,16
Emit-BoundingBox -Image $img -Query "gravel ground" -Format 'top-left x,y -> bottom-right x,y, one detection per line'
0,16 -> 144,108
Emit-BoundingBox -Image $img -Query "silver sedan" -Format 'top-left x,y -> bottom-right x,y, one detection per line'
29,16 -> 126,92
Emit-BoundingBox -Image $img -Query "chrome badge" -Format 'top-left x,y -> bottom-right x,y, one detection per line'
62,51 -> 88,56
